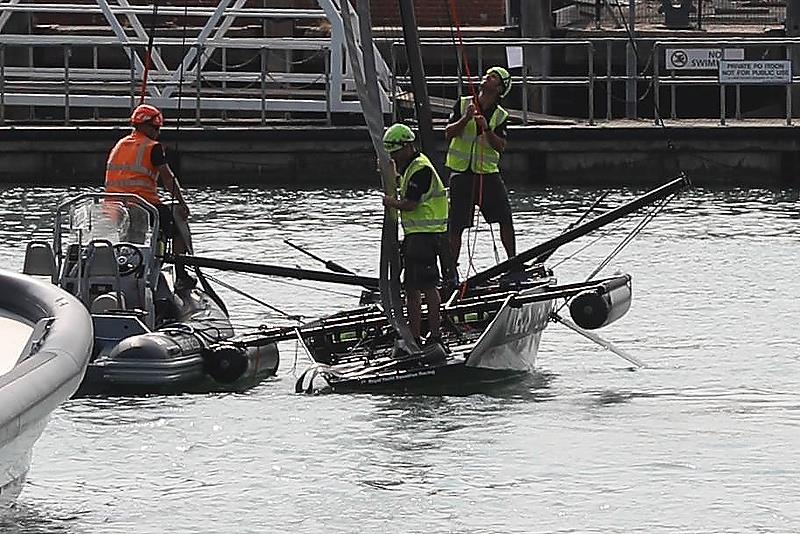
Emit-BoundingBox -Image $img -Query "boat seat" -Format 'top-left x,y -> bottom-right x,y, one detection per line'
22,241 -> 56,278
84,239 -> 125,310
90,293 -> 126,313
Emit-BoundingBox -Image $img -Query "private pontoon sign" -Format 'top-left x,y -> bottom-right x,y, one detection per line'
665,48 -> 744,70
719,60 -> 792,85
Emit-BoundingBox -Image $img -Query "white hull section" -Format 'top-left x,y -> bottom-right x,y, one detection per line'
465,293 -> 554,372
0,416 -> 49,507
0,270 -> 93,510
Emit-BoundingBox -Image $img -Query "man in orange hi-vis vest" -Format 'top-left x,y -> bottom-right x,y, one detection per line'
105,104 -> 196,289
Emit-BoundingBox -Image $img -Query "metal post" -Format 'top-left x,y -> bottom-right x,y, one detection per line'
477,46 -> 483,80
654,43 -> 660,124
588,42 -> 595,125
93,45 -> 99,120
670,70 -> 676,119
625,0 -> 637,118
595,0 -> 602,29
720,83 -> 726,126
540,44 -> 549,113
735,84 -> 741,120
522,60 -> 528,124
697,0 -> 703,30
787,42 -> 793,125
260,47 -> 267,126
0,44 -> 4,126
222,47 -> 228,121
390,43 -> 397,123
130,45 -> 136,110
28,40 -> 33,121
64,45 -> 70,125
325,49 -> 332,125
606,40 -> 612,120
195,45 -> 202,125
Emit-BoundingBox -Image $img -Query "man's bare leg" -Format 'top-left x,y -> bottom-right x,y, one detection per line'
407,290 -> 422,339
423,287 -> 441,338
499,220 -> 516,259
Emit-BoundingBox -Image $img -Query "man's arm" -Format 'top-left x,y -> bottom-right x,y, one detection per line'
475,115 -> 506,153
158,165 -> 190,217
445,101 -> 475,142
382,166 -> 432,211
152,143 -> 190,217
383,195 -> 418,212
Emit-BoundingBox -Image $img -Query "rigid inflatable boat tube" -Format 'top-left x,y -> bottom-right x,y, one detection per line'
0,269 -> 93,437
568,275 -> 632,330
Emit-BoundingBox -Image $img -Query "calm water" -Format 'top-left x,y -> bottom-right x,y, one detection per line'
1,184 -> 799,533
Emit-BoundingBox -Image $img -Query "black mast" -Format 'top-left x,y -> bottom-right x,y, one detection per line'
398,0 -> 435,155
464,174 -> 691,289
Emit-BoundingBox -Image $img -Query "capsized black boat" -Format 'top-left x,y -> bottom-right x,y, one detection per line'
21,193 -> 278,395
218,175 -> 687,394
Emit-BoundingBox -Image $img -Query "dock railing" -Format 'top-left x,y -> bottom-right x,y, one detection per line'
0,0 -> 393,125
1,2 -> 798,128
653,38 -> 800,125
390,36 -> 800,126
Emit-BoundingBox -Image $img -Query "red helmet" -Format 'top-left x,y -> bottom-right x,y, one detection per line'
130,104 -> 163,127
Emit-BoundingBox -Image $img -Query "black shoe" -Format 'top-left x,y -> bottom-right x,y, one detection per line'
420,340 -> 447,365
425,334 -> 446,348
175,274 -> 197,291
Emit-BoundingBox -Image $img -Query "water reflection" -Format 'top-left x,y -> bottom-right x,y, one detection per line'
2,184 -> 800,533
1,502 -> 86,534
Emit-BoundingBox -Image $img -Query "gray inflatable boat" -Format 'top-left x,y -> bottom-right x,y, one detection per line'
22,193 -> 278,395
0,269 -> 93,507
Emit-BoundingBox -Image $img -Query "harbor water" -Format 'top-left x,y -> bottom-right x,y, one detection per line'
0,183 -> 798,533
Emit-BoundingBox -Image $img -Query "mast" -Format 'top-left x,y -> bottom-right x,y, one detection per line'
397,0 -> 435,155
464,174 -> 690,289
339,0 -> 420,353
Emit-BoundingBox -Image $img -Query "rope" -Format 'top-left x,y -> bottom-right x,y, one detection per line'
585,193 -> 674,281
267,277 -> 362,299
139,0 -> 160,105
445,0 -> 503,297
200,271 -> 300,319
552,191 -> 678,315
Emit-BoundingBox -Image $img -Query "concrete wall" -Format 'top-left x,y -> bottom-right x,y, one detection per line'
0,125 -> 798,187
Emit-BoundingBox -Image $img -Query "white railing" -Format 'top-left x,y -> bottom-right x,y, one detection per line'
0,0 -> 393,124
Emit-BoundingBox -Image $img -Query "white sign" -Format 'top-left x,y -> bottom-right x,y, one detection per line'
666,48 -> 744,70
719,60 -> 792,85
506,46 -> 523,69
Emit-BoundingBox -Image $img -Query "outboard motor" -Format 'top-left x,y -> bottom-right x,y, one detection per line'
202,343 -> 249,384
569,274 -> 632,330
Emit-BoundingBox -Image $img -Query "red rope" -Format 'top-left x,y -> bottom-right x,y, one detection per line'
139,1 -> 160,105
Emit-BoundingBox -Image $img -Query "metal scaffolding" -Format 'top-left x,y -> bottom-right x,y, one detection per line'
0,0 -> 393,124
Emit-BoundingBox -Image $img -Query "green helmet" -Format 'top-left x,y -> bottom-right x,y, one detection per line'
486,66 -> 512,98
382,123 -> 415,153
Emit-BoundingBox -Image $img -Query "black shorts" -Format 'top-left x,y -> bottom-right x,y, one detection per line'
448,171 -> 513,231
402,232 -> 445,290
156,204 -> 177,239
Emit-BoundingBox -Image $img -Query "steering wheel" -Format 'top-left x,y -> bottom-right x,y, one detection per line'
112,244 -> 144,276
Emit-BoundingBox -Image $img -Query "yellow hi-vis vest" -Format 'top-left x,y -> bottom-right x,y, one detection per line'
399,153 -> 448,235
445,96 -> 509,174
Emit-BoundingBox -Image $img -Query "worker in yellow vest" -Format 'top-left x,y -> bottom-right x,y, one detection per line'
105,104 -> 196,289
445,66 -> 516,264
381,123 -> 449,346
